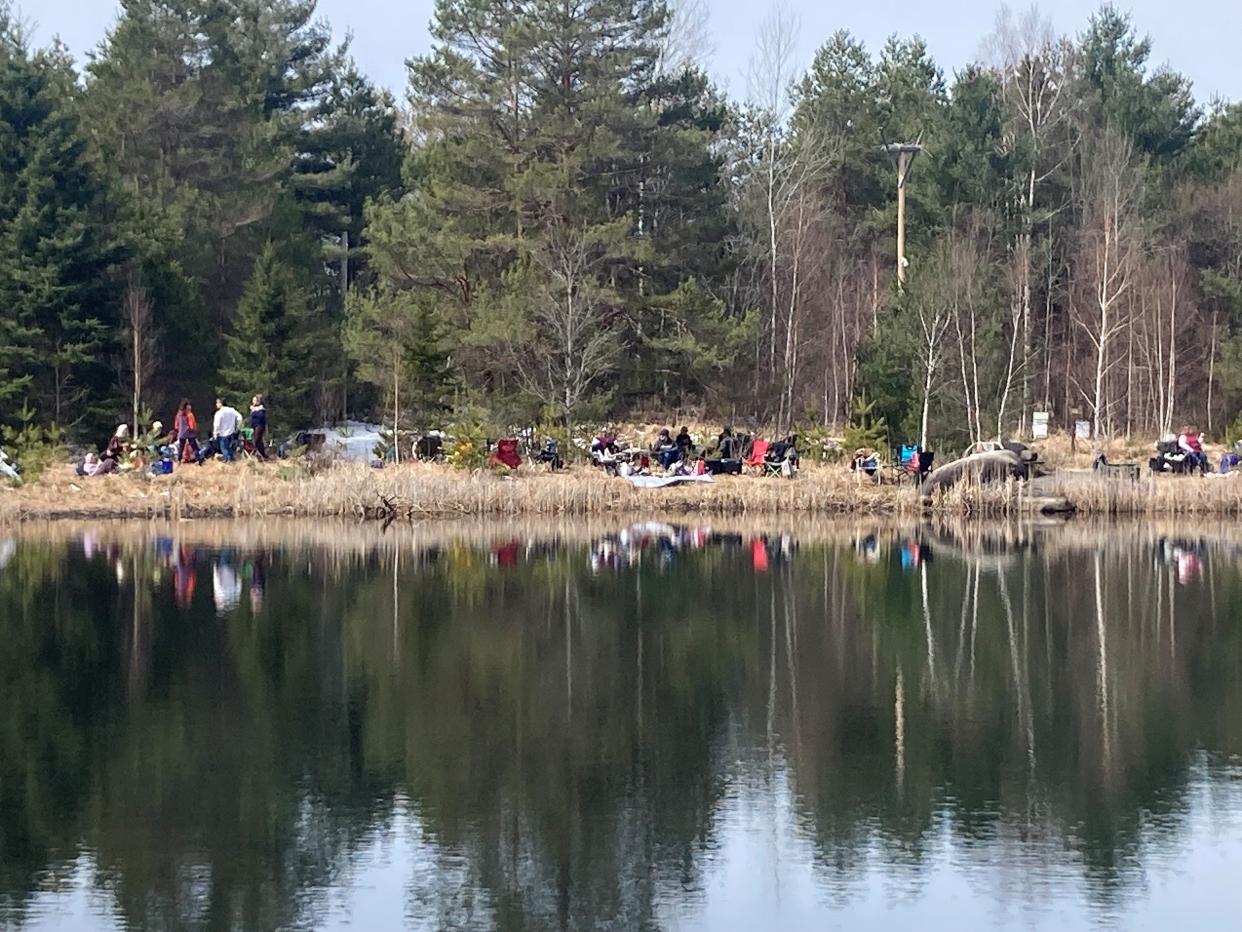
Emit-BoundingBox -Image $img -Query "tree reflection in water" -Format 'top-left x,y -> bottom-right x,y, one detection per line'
2,520 -> 1241,930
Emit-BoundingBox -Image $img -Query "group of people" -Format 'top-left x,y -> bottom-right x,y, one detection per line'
172,396 -> 267,464
80,396 -> 269,477
591,426 -> 799,478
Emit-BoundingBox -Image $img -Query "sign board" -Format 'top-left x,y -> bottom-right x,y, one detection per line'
1074,420 -> 1091,441
1031,412 -> 1049,440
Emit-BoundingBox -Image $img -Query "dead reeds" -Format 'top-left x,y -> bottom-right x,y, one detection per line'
4,458 -> 1242,523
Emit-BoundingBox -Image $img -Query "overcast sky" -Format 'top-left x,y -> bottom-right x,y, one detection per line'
23,0 -> 1242,105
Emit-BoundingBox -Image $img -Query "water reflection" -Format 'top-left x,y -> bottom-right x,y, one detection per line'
2,520 -> 1242,930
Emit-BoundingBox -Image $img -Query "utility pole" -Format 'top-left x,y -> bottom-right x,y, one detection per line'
880,143 -> 923,289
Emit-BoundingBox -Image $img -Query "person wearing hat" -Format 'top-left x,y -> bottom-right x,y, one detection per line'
88,424 -> 129,476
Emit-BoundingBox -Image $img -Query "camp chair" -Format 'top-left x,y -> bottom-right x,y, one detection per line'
743,439 -> 770,474
536,439 -> 564,470
893,444 -> 933,485
490,438 -> 522,470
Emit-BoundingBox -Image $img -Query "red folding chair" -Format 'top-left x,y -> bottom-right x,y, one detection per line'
743,440 -> 770,474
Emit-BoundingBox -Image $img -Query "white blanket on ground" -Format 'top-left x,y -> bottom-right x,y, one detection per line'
624,474 -> 714,490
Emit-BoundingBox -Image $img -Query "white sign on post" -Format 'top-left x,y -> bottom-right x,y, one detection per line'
1032,412 -> 1049,440
1074,420 -> 1091,441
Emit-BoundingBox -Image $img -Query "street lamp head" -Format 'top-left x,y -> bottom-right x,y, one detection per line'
879,143 -> 924,156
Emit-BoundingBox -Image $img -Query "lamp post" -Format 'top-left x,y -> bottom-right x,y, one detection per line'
880,143 -> 923,289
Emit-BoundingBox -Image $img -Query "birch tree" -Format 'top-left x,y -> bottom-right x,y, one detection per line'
1073,129 -> 1143,438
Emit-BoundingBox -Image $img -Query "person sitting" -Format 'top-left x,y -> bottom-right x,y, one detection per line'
592,434 -> 623,475
78,425 -> 129,476
1177,425 -> 1209,474
537,438 -> 564,470
717,426 -> 739,460
1220,441 -> 1242,475
767,434 -> 799,466
850,447 -> 880,477
103,424 -> 128,467
653,428 -> 680,469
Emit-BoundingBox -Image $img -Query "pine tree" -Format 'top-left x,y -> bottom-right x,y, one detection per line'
0,11 -> 124,435
344,287 -> 456,443
83,0 -> 337,407
217,243 -> 319,429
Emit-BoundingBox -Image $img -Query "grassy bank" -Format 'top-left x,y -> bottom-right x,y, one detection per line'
4,454 -> 1242,522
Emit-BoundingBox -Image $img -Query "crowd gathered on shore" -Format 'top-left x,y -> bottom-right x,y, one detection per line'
7,398 -> 1242,491
76,396 -> 268,478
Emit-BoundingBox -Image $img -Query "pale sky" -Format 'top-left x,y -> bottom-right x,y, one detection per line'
24,0 -> 1242,105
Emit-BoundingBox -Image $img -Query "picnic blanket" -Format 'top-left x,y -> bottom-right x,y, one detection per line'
624,474 -> 715,490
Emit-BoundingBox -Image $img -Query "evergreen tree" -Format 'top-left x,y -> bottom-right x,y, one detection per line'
0,10 -> 124,435
218,243 -> 319,428
83,0 -> 338,407
344,287 -> 456,435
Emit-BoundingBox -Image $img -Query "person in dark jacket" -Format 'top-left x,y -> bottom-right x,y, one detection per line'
249,395 -> 268,459
653,428 -> 679,469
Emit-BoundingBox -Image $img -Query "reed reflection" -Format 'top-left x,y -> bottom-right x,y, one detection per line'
1,521 -> 1240,930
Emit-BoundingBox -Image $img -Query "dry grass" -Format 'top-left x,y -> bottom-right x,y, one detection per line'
5,452 -> 1242,523
1,459 -> 925,522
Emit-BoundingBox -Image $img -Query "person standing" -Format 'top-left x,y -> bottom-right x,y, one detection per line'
249,395 -> 268,459
213,398 -> 242,463
174,400 -> 198,464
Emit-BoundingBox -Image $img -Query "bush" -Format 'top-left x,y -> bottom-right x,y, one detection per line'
842,395 -> 888,456
445,420 -> 490,470
1224,413 -> 1242,448
1,405 -> 66,483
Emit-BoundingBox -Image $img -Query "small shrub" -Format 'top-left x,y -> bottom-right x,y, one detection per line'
446,420 -> 490,469
843,395 -> 888,456
1,405 -> 66,483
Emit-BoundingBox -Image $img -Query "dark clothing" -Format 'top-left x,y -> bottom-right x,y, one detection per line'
675,431 -> 694,454
219,433 -> 237,463
656,447 -> 680,469
250,408 -> 268,458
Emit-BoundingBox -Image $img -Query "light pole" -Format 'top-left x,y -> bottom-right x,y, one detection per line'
880,143 -> 923,289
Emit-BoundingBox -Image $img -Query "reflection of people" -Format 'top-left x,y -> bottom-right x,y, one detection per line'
248,556 -> 267,611
213,555 -> 241,614
173,545 -> 197,608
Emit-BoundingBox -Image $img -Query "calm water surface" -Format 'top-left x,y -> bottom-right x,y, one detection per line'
2,520 -> 1241,930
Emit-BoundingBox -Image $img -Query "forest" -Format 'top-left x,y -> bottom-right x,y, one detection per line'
1,0 -> 1240,450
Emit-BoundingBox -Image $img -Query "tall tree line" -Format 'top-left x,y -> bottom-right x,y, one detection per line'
1,0 -> 1240,447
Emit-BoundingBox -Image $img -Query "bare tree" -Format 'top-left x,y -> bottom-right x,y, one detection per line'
746,2 -> 800,377
983,4 -> 1075,435
910,234 -> 976,448
513,220 -> 624,437
1072,130 -> 1144,438
121,270 -> 158,437
656,0 -> 715,76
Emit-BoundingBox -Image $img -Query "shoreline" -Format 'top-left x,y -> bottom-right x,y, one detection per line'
4,460 -> 1242,522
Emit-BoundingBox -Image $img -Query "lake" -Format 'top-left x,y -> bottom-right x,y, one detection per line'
1,520 -> 1241,931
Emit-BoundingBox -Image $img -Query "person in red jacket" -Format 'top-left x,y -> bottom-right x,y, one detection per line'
174,399 -> 198,464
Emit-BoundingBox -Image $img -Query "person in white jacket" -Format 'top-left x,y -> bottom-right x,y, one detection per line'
213,398 -> 243,462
